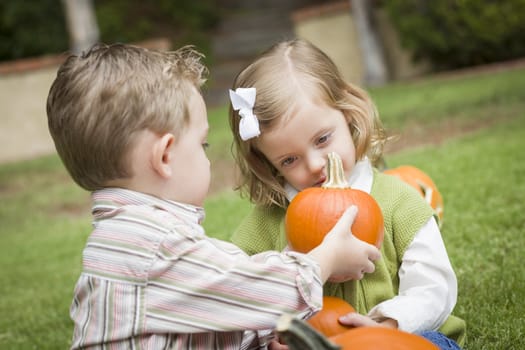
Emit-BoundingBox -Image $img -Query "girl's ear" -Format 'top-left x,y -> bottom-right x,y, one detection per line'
151,133 -> 175,179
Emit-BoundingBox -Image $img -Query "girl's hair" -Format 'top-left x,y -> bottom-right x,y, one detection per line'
47,43 -> 207,191
229,39 -> 387,208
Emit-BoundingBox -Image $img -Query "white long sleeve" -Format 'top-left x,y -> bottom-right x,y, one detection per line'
367,217 -> 457,333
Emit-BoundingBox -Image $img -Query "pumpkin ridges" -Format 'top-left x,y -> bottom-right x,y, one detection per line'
285,188 -> 326,252
345,189 -> 384,247
285,152 -> 384,253
285,187 -> 384,252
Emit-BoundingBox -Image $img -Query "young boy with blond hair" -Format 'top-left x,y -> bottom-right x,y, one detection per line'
47,43 -> 380,349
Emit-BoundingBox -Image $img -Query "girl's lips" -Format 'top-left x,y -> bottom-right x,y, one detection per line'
314,175 -> 326,187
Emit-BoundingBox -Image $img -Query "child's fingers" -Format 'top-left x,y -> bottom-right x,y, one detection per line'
366,243 -> 381,262
331,205 -> 358,233
338,312 -> 379,327
362,258 -> 377,274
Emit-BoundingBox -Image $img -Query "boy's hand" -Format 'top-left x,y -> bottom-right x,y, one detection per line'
309,206 -> 381,283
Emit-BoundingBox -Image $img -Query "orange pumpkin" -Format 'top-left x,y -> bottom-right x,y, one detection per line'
277,314 -> 438,350
307,296 -> 356,337
330,327 -> 438,350
285,152 -> 384,253
383,165 -> 444,226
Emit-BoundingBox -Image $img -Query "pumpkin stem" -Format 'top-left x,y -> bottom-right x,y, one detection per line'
276,314 -> 341,350
322,152 -> 349,189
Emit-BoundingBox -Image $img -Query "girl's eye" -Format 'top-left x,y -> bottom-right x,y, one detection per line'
281,156 -> 297,168
317,133 -> 330,146
202,142 -> 210,150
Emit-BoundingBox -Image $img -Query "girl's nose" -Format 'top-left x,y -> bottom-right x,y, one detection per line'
306,153 -> 326,174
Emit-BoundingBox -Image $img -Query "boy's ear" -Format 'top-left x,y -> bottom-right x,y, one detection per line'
151,133 -> 175,178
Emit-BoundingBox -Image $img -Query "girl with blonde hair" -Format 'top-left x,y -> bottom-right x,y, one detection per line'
229,39 -> 465,349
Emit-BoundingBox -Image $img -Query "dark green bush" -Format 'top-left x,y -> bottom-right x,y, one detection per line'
0,1 -> 69,61
384,0 -> 525,69
95,0 -> 219,56
0,0 -> 219,62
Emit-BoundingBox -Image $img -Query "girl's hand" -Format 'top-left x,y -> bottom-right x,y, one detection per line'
339,313 -> 398,329
268,337 -> 288,350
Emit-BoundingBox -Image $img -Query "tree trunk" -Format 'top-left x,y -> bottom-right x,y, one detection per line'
350,0 -> 388,86
62,0 -> 99,54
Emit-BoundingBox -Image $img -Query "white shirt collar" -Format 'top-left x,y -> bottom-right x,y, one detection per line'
285,157 -> 374,201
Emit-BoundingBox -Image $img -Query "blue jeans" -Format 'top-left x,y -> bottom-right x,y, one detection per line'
418,331 -> 462,350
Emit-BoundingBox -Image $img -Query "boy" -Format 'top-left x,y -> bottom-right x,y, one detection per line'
46,43 -> 380,349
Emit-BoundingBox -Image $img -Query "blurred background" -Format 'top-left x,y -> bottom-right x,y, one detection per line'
1,0 -> 525,165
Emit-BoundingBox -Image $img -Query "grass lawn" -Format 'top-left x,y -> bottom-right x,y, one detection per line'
1,63 -> 524,349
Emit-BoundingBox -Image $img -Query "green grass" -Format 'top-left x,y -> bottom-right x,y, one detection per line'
384,117 -> 525,349
1,64 -> 524,349
369,67 -> 525,130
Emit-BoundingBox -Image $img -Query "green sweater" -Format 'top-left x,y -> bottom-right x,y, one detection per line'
231,170 -> 466,345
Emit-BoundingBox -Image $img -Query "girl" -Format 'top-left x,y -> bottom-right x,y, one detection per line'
228,39 -> 466,349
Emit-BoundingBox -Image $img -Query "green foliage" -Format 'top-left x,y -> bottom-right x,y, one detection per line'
384,0 -> 525,69
0,0 -> 220,61
0,0 -> 69,60
95,0 -> 220,56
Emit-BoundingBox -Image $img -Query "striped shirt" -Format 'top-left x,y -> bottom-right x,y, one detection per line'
70,188 -> 322,349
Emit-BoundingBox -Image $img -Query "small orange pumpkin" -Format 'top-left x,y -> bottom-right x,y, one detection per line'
307,296 -> 356,337
383,165 -> 444,226
285,152 -> 384,253
330,326 -> 438,350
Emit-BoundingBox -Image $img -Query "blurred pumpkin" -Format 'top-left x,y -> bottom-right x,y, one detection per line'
285,152 -> 384,253
307,296 -> 356,337
330,326 -> 439,350
384,165 -> 444,226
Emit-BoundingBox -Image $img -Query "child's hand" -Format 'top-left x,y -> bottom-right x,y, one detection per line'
268,339 -> 289,350
339,313 -> 398,329
309,206 -> 381,283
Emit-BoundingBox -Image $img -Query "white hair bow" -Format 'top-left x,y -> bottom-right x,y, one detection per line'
229,87 -> 260,141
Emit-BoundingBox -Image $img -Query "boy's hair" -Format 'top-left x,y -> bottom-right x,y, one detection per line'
229,39 -> 387,208
47,43 -> 207,191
